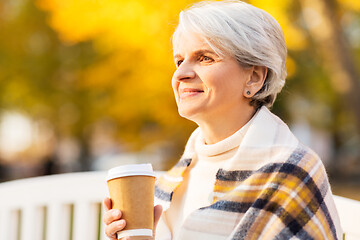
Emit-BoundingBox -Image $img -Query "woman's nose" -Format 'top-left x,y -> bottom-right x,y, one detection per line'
173,63 -> 196,81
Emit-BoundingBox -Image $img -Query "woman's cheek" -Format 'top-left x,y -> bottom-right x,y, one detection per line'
172,80 -> 179,98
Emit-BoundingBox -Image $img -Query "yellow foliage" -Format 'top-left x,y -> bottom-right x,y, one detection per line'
286,56 -> 296,78
36,0 -> 190,95
249,0 -> 308,51
338,0 -> 360,12
285,25 -> 307,51
36,0 -> 189,49
36,0 -> 104,43
34,0 -> 310,147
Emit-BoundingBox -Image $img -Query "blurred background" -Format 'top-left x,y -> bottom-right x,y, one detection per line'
0,0 -> 359,200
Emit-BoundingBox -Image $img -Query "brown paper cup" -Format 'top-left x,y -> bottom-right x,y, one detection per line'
107,164 -> 155,239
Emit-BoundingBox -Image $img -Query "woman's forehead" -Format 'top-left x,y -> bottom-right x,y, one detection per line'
173,33 -> 226,59
173,32 -> 218,53
173,32 -> 205,50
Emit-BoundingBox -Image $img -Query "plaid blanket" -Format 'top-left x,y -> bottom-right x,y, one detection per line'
155,107 -> 342,239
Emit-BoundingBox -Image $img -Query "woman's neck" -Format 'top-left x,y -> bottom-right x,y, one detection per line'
196,105 -> 257,145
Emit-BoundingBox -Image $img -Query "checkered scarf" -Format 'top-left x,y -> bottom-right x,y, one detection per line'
155,107 -> 342,239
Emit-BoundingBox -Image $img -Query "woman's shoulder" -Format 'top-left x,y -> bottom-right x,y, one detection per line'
286,143 -> 324,172
249,143 -> 327,183
267,142 -> 325,173
260,143 -> 330,190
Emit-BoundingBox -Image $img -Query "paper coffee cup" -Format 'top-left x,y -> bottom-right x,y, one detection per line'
107,164 -> 156,239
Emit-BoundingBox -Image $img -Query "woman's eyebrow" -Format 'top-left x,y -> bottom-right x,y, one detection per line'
173,49 -> 218,59
193,49 -> 218,57
174,53 -> 182,59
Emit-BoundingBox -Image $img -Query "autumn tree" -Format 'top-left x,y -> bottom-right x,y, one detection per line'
0,0 -> 359,175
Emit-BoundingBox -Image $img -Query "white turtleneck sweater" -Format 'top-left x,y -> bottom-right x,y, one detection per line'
161,121 -> 252,240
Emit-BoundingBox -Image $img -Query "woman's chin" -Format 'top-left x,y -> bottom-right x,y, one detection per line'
177,108 -> 200,122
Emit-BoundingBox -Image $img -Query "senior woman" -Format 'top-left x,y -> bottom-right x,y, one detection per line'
103,1 -> 343,239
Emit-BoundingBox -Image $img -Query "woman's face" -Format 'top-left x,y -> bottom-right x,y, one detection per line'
172,32 -> 253,123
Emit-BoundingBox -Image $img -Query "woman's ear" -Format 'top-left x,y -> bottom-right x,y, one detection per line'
243,66 -> 268,98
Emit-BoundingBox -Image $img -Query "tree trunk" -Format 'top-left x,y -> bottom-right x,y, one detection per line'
299,0 -> 360,132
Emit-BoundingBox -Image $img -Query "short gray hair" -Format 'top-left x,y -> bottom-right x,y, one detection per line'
172,0 -> 287,108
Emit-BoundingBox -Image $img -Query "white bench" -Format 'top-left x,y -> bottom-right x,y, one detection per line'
333,195 -> 360,240
0,172 -> 108,240
0,171 -> 359,240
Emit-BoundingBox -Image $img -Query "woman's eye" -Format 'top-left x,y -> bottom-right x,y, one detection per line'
200,56 -> 213,62
176,60 -> 183,66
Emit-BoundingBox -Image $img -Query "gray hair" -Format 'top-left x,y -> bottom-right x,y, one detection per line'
172,0 -> 287,108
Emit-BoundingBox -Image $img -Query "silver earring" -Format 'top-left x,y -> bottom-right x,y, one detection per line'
246,90 -> 251,95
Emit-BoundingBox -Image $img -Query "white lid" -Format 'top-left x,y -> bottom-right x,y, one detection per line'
107,163 -> 155,181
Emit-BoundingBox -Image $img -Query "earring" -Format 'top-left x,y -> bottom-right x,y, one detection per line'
246,90 -> 251,95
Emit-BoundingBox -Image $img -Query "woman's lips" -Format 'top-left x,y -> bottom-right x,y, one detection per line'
179,88 -> 204,99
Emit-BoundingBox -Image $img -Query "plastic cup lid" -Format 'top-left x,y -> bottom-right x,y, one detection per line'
107,163 -> 155,181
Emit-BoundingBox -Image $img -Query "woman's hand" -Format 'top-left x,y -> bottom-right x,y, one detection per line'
103,197 -> 163,240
